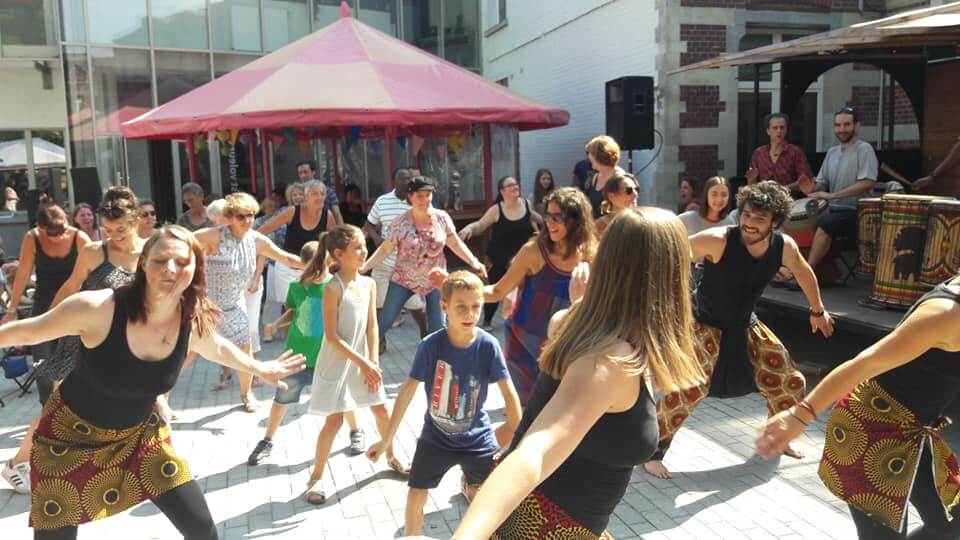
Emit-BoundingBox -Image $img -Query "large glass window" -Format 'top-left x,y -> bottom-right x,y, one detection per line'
263,0 -> 310,52
337,138 -> 388,201
90,47 -> 152,187
153,0 -> 208,50
155,51 -> 211,104
63,46 -> 96,169
443,0 -> 479,69
490,124 -> 516,196
314,0 -> 348,30
210,0 -> 261,52
87,0 -> 149,46
0,0 -> 52,46
402,0 -> 440,56
214,53 -> 257,78
359,0 -> 398,37
420,126 -> 483,209
737,34 -> 773,83
60,0 -> 85,42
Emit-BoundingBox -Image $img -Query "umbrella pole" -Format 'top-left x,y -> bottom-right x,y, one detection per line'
186,136 -> 199,184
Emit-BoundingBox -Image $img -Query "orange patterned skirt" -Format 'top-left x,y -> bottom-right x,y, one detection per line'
819,379 -> 960,532
29,389 -> 191,530
493,490 -> 614,539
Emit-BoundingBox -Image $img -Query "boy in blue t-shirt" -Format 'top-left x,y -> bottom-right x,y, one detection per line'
367,270 -> 522,536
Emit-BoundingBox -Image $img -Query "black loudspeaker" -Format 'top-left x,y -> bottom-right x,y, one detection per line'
605,76 -> 655,150
24,189 -> 43,228
70,167 -> 103,209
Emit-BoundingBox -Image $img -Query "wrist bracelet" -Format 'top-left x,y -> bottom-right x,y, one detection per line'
788,408 -> 809,427
797,399 -> 818,419
809,307 -> 825,317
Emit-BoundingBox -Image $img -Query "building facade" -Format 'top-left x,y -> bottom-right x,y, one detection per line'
0,0 -> 482,218
483,0 -> 942,208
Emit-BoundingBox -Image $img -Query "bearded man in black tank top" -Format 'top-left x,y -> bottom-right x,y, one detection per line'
644,181 -> 836,479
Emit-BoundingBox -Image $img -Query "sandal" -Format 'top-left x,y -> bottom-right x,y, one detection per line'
241,393 -> 260,413
386,456 -> 410,477
304,482 -> 327,505
213,371 -> 232,391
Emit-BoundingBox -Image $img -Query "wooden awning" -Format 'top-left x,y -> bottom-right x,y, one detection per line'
670,1 -> 960,75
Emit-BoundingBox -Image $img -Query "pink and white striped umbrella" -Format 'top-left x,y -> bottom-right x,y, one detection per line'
123,7 -> 568,140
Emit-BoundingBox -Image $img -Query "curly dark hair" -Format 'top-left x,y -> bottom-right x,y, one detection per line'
735,180 -> 793,226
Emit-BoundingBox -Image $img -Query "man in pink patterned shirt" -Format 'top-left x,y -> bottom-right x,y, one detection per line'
746,113 -> 814,193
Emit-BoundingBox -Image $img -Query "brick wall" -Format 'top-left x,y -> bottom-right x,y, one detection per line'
679,85 -> 726,128
850,86 -> 880,126
678,145 -> 724,181
679,24 -> 727,66
893,84 -> 916,125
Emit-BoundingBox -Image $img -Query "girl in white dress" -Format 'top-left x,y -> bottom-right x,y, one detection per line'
306,225 -> 409,504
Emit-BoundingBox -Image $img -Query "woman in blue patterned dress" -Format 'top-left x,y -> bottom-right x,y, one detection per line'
194,192 -> 304,412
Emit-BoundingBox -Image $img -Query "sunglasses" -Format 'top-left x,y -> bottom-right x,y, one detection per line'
621,186 -> 637,196
545,211 -> 566,224
141,210 -> 156,217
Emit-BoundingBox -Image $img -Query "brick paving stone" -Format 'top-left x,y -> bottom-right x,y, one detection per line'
2,312 -> 955,538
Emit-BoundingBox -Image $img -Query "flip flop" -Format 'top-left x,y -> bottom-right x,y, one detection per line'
386,456 -> 410,477
304,482 -> 326,505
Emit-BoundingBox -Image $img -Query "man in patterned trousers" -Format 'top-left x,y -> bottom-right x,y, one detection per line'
645,181 -> 835,478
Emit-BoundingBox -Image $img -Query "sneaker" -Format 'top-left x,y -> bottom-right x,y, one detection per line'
348,429 -> 365,455
2,460 -> 30,494
247,439 -> 273,466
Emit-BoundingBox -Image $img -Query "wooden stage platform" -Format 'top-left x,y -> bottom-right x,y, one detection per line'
757,275 -> 906,339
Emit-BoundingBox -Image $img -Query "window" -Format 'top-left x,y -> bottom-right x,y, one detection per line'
210,0 -> 262,52
359,0 -> 399,37
263,0 -> 310,52
0,0 -> 55,46
337,138 -> 388,200
155,51 -> 212,104
87,0 -> 149,46
153,0 -> 209,50
402,0 -> 440,56
314,0 -> 348,30
484,0 -> 506,34
63,46 -> 96,169
214,53 -> 258,78
736,28 -> 821,172
60,0 -> 85,42
443,0 -> 480,69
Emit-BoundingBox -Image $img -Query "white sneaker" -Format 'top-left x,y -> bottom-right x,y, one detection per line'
2,460 -> 30,494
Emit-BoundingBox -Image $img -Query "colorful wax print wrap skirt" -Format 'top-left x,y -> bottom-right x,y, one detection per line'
819,379 -> 960,532
492,490 -> 614,540
29,389 -> 191,530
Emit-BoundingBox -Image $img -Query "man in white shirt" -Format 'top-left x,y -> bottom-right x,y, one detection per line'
364,168 -> 427,345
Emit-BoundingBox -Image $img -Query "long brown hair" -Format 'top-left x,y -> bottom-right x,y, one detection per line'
697,176 -> 731,219
321,224 -> 364,262
540,208 -> 704,393
297,241 -> 325,285
539,187 -> 597,261
533,168 -> 555,206
121,225 -> 221,336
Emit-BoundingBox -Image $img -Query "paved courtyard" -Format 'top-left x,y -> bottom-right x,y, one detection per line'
0,314 -> 950,539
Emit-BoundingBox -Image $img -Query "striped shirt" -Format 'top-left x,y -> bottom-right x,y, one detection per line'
367,191 -> 410,268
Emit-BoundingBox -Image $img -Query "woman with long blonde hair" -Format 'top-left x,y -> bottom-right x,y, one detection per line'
452,208 -> 704,539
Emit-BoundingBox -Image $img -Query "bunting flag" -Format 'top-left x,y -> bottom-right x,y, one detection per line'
298,140 -> 311,154
281,127 -> 297,142
396,136 -> 407,149
345,125 -> 363,151
237,131 -> 252,145
229,128 -> 240,145
215,130 -> 231,145
447,134 -> 467,153
269,131 -> 286,148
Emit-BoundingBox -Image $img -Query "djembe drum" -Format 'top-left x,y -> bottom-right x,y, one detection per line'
856,198 -> 882,275
869,194 -> 942,308
920,200 -> 960,286
782,197 -> 827,248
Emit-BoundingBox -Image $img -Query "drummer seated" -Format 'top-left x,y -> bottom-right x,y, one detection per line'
794,107 -> 878,279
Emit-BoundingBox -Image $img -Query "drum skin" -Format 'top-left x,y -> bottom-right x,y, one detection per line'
783,198 -> 827,248
920,200 -> 960,286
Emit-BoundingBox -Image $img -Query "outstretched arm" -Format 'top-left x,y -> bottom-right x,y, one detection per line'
190,330 -> 304,388
483,242 -> 536,302
256,206 -> 294,236
254,231 -> 304,269
0,291 -> 104,347
2,231 -> 37,322
458,205 -> 498,240
781,236 -> 833,337
365,377 -> 420,462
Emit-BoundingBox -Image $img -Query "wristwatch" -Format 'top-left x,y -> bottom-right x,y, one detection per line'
809,308 -> 825,317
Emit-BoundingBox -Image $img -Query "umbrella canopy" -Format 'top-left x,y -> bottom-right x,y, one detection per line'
123,10 -> 569,140
0,138 -> 66,169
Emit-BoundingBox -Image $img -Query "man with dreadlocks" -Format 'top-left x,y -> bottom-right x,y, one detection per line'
645,181 -> 835,478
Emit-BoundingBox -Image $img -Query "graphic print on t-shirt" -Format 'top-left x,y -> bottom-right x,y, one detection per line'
429,359 -> 481,436
295,297 -> 324,337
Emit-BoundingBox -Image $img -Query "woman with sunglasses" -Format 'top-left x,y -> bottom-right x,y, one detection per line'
473,187 -> 595,404
1,199 -> 90,495
137,199 -> 158,239
459,176 -> 543,330
595,173 -> 639,237
194,192 -> 304,412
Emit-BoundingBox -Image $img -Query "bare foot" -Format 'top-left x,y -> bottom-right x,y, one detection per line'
783,444 -> 804,459
643,460 -> 672,479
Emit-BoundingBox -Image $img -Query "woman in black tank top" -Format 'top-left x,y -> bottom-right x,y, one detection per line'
454,208 -> 705,539
0,225 -> 305,540
458,176 -> 542,328
758,275 -> 960,538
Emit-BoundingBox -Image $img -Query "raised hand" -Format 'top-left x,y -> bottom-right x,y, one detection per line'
745,167 -> 759,184
797,176 -> 816,195
257,350 -> 306,390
